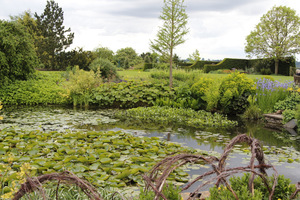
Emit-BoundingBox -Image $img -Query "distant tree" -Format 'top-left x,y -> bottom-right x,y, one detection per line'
35,0 -> 74,69
245,6 -> 300,75
173,54 -> 180,67
188,49 -> 201,63
150,0 -> 189,88
0,20 -> 38,85
94,46 -> 114,62
114,47 -> 142,69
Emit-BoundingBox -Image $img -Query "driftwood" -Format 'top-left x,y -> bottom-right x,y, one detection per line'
142,134 -> 295,200
13,171 -> 102,200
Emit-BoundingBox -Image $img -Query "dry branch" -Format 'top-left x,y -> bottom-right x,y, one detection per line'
143,134 -> 282,200
13,171 -> 102,200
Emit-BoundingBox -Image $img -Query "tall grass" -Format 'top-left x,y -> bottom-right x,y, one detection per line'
255,78 -> 293,113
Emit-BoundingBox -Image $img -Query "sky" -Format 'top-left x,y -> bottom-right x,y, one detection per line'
1,0 -> 300,61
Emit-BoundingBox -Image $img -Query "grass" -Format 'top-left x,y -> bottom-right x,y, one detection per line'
118,69 -> 294,83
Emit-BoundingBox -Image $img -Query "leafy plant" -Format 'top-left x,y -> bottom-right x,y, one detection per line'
116,106 -> 237,130
274,92 -> 300,111
138,184 -> 181,200
208,173 -> 298,200
89,57 -> 119,82
282,109 -> 296,124
64,66 -> 102,106
92,81 -> 171,108
256,78 -> 292,113
242,95 -> 262,120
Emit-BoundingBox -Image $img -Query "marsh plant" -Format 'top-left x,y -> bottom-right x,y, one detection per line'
255,78 -> 292,113
64,66 -> 102,107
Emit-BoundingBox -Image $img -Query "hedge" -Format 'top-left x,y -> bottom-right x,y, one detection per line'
203,57 -> 295,75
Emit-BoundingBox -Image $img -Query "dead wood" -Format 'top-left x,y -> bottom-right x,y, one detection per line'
143,134 -> 281,200
13,171 -> 102,200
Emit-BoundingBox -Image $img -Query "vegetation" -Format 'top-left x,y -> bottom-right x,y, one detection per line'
150,0 -> 189,88
34,0 -> 74,69
89,57 -> 119,81
116,106 -> 237,129
0,20 -> 38,85
208,173 -> 297,200
245,5 -> 300,75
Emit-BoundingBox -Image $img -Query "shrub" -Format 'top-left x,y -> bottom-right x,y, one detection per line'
203,58 -> 248,73
296,104 -> 300,131
0,72 -> 68,105
0,20 -> 38,85
218,73 -> 255,115
92,81 -> 171,108
282,109 -> 296,124
64,66 -> 102,106
116,106 -> 238,129
208,173 -> 298,200
274,92 -> 300,111
242,95 -> 262,120
89,57 -> 119,81
138,184 -> 181,200
190,78 -> 214,110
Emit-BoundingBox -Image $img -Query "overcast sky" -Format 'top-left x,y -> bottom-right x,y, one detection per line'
1,0 -> 300,60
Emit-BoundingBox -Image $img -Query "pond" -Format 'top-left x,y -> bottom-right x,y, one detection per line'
0,106 -> 299,192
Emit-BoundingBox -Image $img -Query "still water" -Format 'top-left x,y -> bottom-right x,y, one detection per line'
1,106 -> 299,188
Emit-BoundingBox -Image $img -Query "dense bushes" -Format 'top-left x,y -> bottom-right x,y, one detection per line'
89,58 -> 119,81
208,173 -> 297,200
0,20 -> 38,85
0,72 -> 68,105
203,57 -> 295,75
92,81 -> 172,108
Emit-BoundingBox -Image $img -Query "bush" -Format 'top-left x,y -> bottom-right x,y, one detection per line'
0,20 -> 38,85
203,58 -> 248,73
92,81 -> 171,108
64,66 -> 102,106
242,95 -> 262,120
218,73 -> 255,115
89,58 -> 119,81
274,92 -> 300,111
138,184 -> 181,200
190,77 -> 214,109
0,72 -> 68,105
208,173 -> 298,200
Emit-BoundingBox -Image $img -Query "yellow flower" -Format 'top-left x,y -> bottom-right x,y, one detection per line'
297,88 -> 300,93
0,116 -> 3,120
287,87 -> 293,91
218,187 -> 221,190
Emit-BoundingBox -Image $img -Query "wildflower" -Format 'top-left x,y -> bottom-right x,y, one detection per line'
218,187 -> 221,190
287,87 -> 293,91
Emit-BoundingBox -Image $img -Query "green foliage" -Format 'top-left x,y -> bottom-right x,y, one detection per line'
64,66 -> 102,106
116,106 -> 238,130
0,129 -> 194,189
208,173 -> 298,200
296,104 -> 300,131
204,58 -> 248,73
150,0 -> 189,87
245,6 -> 300,74
282,109 -> 296,124
34,0 -> 74,69
274,92 -> 300,111
89,57 -> 119,81
242,95 -> 262,120
0,20 -> 38,85
114,47 -> 142,69
94,46 -> 114,62
0,71 -> 68,105
92,81 -> 171,108
138,184 -> 181,200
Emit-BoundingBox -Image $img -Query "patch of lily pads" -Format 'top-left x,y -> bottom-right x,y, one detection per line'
0,128 -> 197,188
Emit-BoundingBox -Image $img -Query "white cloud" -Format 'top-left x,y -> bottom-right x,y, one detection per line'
1,0 -> 300,60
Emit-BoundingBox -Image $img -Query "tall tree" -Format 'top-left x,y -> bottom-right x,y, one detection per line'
245,6 -> 300,75
35,0 -> 74,69
151,0 -> 188,88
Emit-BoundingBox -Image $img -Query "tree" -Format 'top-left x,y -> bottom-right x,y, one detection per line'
0,20 -> 38,85
150,0 -> 189,88
245,6 -> 300,75
35,0 -> 74,69
94,46 -> 114,62
114,47 -> 142,69
188,49 -> 201,63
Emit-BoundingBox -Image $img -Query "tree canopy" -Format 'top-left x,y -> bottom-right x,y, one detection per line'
245,5 -> 300,75
0,20 -> 38,85
34,0 -> 74,69
150,0 -> 189,87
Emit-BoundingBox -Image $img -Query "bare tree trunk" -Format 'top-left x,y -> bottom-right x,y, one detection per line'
169,49 -> 173,88
275,59 -> 279,75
